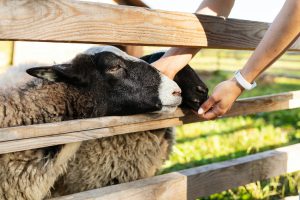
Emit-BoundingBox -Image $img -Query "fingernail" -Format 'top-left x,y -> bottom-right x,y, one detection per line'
198,108 -> 204,115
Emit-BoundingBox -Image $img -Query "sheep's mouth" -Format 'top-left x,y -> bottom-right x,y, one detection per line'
160,105 -> 179,113
160,97 -> 182,113
162,102 -> 181,108
150,97 -> 181,114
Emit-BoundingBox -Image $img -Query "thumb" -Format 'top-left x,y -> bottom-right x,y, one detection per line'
198,96 -> 216,115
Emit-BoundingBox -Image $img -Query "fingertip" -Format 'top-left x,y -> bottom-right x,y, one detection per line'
198,107 -> 204,115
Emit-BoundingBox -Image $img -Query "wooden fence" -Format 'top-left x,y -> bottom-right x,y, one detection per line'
1,1 -> 300,199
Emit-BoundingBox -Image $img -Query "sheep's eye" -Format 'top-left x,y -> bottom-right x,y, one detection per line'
108,65 -> 122,72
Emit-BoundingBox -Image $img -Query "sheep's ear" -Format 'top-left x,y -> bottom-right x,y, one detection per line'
26,66 -> 63,82
26,64 -> 86,85
27,64 -> 89,85
140,52 -> 165,63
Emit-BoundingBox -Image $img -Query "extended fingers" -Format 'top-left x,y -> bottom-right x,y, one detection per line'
201,104 -> 227,120
198,96 -> 217,115
198,95 -> 228,120
197,80 -> 242,120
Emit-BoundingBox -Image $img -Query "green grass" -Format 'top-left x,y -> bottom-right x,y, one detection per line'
156,65 -> 300,199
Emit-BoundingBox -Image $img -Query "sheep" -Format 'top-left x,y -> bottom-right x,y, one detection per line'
0,46 -> 208,199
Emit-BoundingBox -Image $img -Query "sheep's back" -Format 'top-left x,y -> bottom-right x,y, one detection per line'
51,128 -> 174,196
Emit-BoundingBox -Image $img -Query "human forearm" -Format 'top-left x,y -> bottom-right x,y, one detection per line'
151,47 -> 198,79
199,0 -> 300,120
240,0 -> 300,83
152,0 -> 235,79
195,0 -> 234,16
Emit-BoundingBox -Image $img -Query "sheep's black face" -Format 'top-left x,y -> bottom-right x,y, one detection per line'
89,50 -> 182,115
26,46 -> 182,116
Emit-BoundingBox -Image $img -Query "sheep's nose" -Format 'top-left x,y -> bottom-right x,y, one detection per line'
172,89 -> 182,97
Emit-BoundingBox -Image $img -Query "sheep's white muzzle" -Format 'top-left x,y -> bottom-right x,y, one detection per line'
157,74 -> 182,113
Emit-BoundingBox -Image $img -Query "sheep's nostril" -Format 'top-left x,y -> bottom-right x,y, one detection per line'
172,90 -> 181,97
197,86 -> 208,93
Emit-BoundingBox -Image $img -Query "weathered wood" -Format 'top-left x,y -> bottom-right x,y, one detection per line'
0,90 -> 300,154
52,143 -> 300,200
184,90 -> 300,123
0,118 -> 182,154
0,109 -> 185,142
226,91 -> 300,117
51,172 -> 186,200
0,1 -> 299,50
182,144 -> 300,199
113,0 -> 146,57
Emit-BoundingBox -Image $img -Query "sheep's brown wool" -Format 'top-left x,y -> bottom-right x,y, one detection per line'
0,46 -> 208,200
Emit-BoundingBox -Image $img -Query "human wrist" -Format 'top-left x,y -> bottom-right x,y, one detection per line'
230,78 -> 245,94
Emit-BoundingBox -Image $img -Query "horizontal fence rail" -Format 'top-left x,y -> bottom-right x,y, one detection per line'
0,1 -> 299,50
1,1 -> 300,199
51,143 -> 300,200
0,90 -> 299,154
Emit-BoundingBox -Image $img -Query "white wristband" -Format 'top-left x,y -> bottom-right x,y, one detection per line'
234,70 -> 257,90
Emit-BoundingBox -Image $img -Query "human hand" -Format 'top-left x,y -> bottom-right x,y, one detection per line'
198,79 -> 244,120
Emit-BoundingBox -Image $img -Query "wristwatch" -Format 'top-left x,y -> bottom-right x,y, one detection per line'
234,70 -> 257,90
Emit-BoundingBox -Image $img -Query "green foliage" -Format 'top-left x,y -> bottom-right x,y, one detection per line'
159,67 -> 300,199
190,49 -> 300,77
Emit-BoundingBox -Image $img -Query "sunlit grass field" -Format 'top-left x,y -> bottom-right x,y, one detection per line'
151,49 -> 300,200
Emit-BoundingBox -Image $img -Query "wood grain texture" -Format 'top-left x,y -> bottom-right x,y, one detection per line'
178,90 -> 300,124
0,90 -> 300,153
51,172 -> 186,200
0,109 -> 185,142
182,144 -> 300,199
0,1 -> 299,50
0,118 -> 182,154
51,143 -> 300,200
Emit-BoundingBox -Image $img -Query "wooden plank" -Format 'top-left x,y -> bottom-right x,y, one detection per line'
226,92 -> 300,117
0,1 -> 299,50
182,143 -> 300,199
0,118 -> 182,154
183,90 -> 300,124
1,90 -> 299,142
0,90 -> 300,153
52,143 -> 300,200
0,109 -> 184,142
51,172 -> 186,200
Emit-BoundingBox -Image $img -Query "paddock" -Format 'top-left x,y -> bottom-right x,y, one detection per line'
0,1 -> 300,199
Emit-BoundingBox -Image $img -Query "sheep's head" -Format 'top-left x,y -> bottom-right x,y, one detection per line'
26,46 -> 183,116
141,51 -> 209,111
